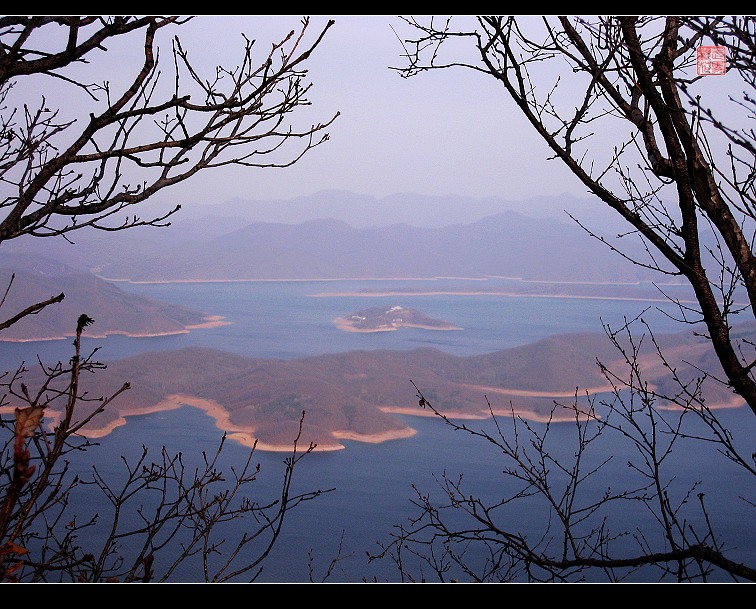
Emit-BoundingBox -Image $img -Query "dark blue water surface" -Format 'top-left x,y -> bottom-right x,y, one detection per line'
2,278 -> 753,582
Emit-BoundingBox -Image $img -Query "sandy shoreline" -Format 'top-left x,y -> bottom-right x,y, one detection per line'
184,315 -> 232,330
76,394 -> 350,452
317,290 -> 701,304
0,315 -> 232,343
379,405 -> 579,423
381,396 -> 746,423
1,389 -> 745,452
98,275 -> 712,306
1,394 -> 418,453
457,382 -> 616,399
101,276 -> 495,284
99,275 -> 686,287
332,427 -> 418,443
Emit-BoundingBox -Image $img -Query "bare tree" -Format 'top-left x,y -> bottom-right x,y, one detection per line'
371,15 -> 756,582
1,315 -> 330,582
396,16 -> 756,416
0,15 -> 339,582
0,16 -> 337,242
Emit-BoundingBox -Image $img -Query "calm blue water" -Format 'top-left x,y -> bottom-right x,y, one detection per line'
0,277 -> 702,368
2,278 -> 753,582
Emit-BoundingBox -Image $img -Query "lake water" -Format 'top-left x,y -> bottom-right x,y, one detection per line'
2,277 -> 754,582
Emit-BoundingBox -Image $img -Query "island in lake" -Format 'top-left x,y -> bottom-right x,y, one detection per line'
335,305 -> 462,333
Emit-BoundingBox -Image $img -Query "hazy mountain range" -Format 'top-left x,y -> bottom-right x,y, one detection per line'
173,190 -> 628,231
2,191 -> 672,283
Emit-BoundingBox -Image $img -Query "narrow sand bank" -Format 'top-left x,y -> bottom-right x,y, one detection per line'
0,315 -> 231,343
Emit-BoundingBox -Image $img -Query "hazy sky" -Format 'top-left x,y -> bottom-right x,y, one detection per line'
10,15 -> 742,220
145,15 -> 587,207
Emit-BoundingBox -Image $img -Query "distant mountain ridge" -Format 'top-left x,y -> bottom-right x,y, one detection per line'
176,190 -> 626,231
1,191 -> 668,284
70,212 -> 666,283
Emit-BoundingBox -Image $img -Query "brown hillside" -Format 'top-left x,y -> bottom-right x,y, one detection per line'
5,323 -> 748,452
0,261 -> 223,341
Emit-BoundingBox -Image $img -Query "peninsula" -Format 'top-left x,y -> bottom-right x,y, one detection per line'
0,261 -> 230,342
2,324 -> 746,453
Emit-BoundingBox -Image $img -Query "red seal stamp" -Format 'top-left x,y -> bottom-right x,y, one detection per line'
696,46 -> 727,75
